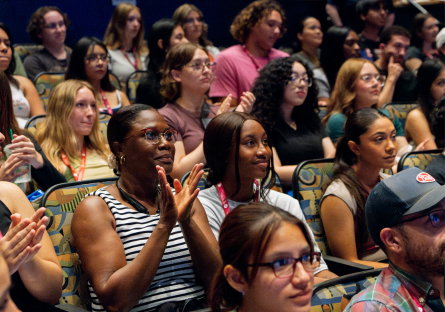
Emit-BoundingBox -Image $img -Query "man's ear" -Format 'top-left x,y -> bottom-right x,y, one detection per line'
297,32 -> 303,42
380,227 -> 404,254
379,43 -> 386,52
360,13 -> 366,21
223,264 -> 247,294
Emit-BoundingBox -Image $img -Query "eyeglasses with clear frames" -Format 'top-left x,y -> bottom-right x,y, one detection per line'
289,76 -> 312,87
395,209 -> 445,228
182,62 -> 217,72
43,21 -> 65,29
360,73 -> 386,86
85,54 -> 110,63
248,252 -> 321,278
123,128 -> 178,144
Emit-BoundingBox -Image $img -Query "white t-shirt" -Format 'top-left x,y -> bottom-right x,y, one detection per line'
10,82 -> 30,129
108,49 -> 148,85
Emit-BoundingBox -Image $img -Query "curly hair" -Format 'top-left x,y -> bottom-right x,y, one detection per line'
251,55 -> 319,139
323,58 -> 376,125
26,6 -> 70,44
172,4 -> 213,47
230,0 -> 287,44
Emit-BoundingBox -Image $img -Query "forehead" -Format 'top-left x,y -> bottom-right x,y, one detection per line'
0,28 -> 9,39
128,8 -> 141,17
75,86 -> 95,100
346,30 -> 359,40
360,62 -> 379,74
292,61 -> 306,73
191,48 -> 208,59
131,109 -> 169,129
87,44 -> 106,54
187,10 -> 201,18
423,17 -> 437,27
263,10 -> 282,23
44,10 -> 64,22
304,17 -> 320,27
363,117 -> 394,135
388,35 -> 410,45
240,119 -> 265,135
263,222 -> 309,257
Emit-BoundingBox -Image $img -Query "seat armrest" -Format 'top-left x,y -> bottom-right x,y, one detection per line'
323,255 -> 373,276
56,304 -> 89,312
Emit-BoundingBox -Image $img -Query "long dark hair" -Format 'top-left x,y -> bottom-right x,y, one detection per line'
251,55 -> 319,139
0,23 -> 19,88
65,37 -> 116,92
204,112 -> 275,201
148,19 -> 179,73
410,13 -> 436,48
333,108 -> 388,247
210,202 -> 314,312
0,70 -> 20,147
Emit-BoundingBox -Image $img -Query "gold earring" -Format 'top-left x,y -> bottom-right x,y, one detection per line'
120,155 -> 126,165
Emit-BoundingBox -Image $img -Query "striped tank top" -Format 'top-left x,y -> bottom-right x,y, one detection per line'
86,188 -> 205,312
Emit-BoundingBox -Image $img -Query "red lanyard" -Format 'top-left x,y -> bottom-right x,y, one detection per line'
60,144 -> 87,181
412,296 -> 426,312
242,45 -> 270,72
121,46 -> 138,70
100,89 -> 114,115
216,180 -> 259,216
423,49 -> 438,60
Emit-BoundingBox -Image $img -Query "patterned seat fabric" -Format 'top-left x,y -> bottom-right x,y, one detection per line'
34,72 -> 65,111
292,159 -> 335,256
42,178 -> 118,310
126,70 -> 149,104
13,44 -> 43,62
108,72 -> 122,91
311,269 -> 383,311
382,103 -> 419,130
397,149 -> 444,172
24,114 -> 46,136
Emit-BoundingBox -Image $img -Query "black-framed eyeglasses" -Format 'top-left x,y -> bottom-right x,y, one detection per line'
395,209 -> 445,228
182,62 -> 216,72
289,76 -> 312,87
85,54 -> 110,63
43,21 -> 65,29
123,128 -> 178,144
248,252 -> 321,278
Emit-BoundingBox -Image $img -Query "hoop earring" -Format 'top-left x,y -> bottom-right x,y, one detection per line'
120,155 -> 126,165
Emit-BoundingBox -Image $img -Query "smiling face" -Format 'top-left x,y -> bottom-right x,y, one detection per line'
297,17 -> 323,49
125,8 -> 142,41
249,10 -> 283,51
84,44 -> 108,83
182,10 -> 203,43
350,116 -> 396,169
343,30 -> 360,59
430,68 -> 445,105
354,62 -> 382,109
419,17 -> 439,44
39,10 -> 66,46
242,222 -> 314,312
69,87 -> 97,141
0,28 -> 12,71
282,62 -> 309,109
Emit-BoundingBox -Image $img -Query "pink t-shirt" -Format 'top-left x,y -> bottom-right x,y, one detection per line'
209,44 -> 289,100
158,103 -> 219,155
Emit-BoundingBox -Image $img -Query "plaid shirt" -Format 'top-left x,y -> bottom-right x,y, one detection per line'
344,263 -> 444,312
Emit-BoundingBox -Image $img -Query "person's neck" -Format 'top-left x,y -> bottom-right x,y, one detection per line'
118,170 -> 159,204
43,42 -> 66,59
244,37 -> 270,58
301,45 -> 318,60
361,25 -> 380,42
374,57 -> 387,70
75,135 -> 85,152
176,93 -> 205,113
280,102 -> 295,127
422,41 -> 434,53
354,100 -> 376,111
91,79 -> 101,92
221,173 -> 256,203
353,162 -> 381,193
121,38 -> 134,52
190,37 -> 200,45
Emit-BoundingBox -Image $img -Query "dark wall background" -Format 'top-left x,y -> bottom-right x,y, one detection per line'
1,0 -> 443,50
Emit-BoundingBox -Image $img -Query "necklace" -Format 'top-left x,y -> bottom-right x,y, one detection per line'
242,45 -> 270,72
116,180 -> 160,215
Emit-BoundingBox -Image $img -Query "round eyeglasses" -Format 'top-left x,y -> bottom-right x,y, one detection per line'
123,128 -> 178,144
248,252 -> 321,278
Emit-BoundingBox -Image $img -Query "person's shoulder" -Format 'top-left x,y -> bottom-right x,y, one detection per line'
270,48 -> 289,58
0,181 -> 23,198
327,112 -> 347,125
215,45 -> 243,60
13,74 -> 33,88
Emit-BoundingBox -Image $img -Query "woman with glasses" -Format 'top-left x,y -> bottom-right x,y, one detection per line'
210,202 -> 319,312
36,80 -> 114,181
159,43 -> 254,180
172,4 -> 220,60
71,104 -> 220,312
65,37 -> 130,114
320,108 -> 394,268
251,56 -> 335,188
104,2 -> 149,88
196,112 -> 335,283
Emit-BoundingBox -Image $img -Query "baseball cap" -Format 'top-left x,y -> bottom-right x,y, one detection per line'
366,167 -> 445,246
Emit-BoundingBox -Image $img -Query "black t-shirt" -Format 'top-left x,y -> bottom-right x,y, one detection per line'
377,66 -> 418,103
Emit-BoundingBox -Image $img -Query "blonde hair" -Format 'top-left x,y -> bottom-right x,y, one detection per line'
103,2 -> 148,69
36,80 -> 110,173
324,58 -> 375,124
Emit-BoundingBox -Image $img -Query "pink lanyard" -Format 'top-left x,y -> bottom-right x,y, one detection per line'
60,144 -> 87,181
423,49 -> 438,60
121,46 -> 138,70
216,180 -> 259,216
100,89 -> 114,115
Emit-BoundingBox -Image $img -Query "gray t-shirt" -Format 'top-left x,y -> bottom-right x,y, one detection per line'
23,47 -> 71,82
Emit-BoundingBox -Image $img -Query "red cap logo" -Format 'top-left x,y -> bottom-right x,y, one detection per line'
416,172 -> 436,183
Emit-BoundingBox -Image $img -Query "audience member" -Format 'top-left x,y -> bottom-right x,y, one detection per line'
345,167 -> 445,311
0,70 -> 65,192
425,149 -> 445,186
0,23 -> 45,128
159,43 -> 254,180
0,181 -> 63,311
209,0 -> 288,107
196,112 -> 337,283
0,252 -> 20,312
326,0 -> 394,33
294,17 -> 330,106
321,108 -> 393,268
210,202 -> 320,312
36,80 -> 113,181
136,19 -> 188,108
71,104 -> 220,312
406,13 -> 440,72
65,37 -> 130,114
172,4 -> 219,60
24,6 -> 71,82
405,59 -> 445,149
436,27 -> 445,62
320,26 -> 361,88
356,0 -> 388,61
251,56 -> 335,187
374,26 -> 417,107
103,2 -> 149,88
431,95 -> 445,148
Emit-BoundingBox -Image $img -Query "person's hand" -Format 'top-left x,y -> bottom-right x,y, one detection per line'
387,56 -> 403,81
0,207 -> 47,274
157,166 -> 178,228
173,163 -> 203,222
235,91 -> 255,114
414,139 -> 429,151
9,134 -> 44,169
216,94 -> 233,115
0,153 -> 28,182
